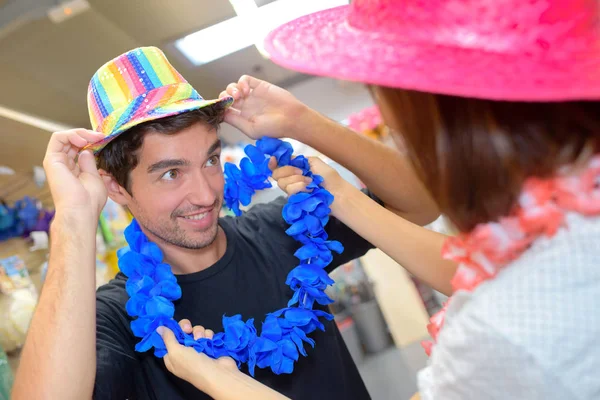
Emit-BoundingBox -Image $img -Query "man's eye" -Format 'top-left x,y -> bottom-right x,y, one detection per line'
161,169 -> 179,181
206,155 -> 220,167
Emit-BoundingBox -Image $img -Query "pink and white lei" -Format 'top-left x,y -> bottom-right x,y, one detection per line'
422,154 -> 600,356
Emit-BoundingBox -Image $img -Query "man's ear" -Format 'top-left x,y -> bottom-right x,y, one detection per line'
99,169 -> 131,206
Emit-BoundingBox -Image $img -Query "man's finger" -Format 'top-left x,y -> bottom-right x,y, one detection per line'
78,151 -> 100,176
47,129 -> 104,154
178,319 -> 192,334
205,329 -> 214,340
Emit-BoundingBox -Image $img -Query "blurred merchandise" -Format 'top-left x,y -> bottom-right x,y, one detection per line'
0,288 -> 37,353
0,255 -> 33,295
99,198 -> 131,247
336,315 -> 364,365
410,277 -> 443,317
352,299 -> 392,354
346,105 -> 387,141
0,343 -> 12,400
0,197 -> 54,243
0,255 -> 37,353
221,144 -> 247,166
0,167 -> 15,176
97,200 -> 132,281
95,229 -> 110,286
328,260 -> 393,359
28,231 -> 49,252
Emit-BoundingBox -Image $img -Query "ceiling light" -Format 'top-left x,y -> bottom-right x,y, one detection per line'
175,0 -> 349,66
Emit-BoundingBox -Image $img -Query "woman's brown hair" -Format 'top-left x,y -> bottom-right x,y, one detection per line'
371,86 -> 599,232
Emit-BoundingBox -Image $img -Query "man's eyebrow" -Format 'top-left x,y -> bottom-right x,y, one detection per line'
207,139 -> 222,155
147,159 -> 191,174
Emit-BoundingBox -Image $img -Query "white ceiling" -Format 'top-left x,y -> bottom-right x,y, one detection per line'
0,0 -> 302,126
0,0 -> 306,170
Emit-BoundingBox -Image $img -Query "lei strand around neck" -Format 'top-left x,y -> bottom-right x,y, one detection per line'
118,137 -> 343,376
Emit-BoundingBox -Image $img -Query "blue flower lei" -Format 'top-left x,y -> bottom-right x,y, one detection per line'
118,137 -> 343,376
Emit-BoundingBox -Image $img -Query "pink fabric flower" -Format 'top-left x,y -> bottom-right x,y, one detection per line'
555,156 -> 600,215
517,178 -> 565,236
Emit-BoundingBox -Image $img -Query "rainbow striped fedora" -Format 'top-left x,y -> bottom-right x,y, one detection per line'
85,46 -> 233,154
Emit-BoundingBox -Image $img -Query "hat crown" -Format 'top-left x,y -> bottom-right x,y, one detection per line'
87,47 -> 201,132
348,0 -> 599,55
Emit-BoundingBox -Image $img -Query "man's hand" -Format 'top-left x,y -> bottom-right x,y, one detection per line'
13,129 -> 107,400
219,75 -> 308,140
43,129 -> 107,220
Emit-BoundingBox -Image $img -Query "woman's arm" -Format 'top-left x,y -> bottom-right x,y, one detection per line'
202,367 -> 289,400
158,326 -> 289,400
331,179 -> 456,295
271,157 -> 457,296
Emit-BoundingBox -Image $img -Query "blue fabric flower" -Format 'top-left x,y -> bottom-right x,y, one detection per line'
249,315 -> 299,375
256,137 -> 293,165
294,237 -> 344,267
120,138 -> 342,376
274,308 -> 334,335
286,264 -> 335,307
222,315 -> 258,364
282,189 -> 334,225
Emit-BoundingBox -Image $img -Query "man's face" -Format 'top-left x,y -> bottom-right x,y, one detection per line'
125,123 -> 224,249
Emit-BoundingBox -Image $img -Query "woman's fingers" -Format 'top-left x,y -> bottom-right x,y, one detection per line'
179,319 -> 193,334
193,326 -> 206,340
177,320 -> 211,341
276,175 -> 312,194
272,165 -> 303,180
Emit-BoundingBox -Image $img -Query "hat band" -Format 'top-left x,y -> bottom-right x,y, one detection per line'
97,82 -> 201,135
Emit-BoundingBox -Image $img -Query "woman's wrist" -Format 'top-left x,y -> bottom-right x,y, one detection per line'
197,363 -> 246,399
203,368 -> 255,400
330,180 -> 360,218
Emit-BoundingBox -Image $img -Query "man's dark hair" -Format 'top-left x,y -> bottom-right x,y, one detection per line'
97,107 -> 226,193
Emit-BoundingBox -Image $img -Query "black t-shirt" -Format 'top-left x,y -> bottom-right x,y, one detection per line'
94,194 -> 377,399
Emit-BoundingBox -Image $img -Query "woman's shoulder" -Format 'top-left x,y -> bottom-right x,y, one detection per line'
441,213 -> 600,398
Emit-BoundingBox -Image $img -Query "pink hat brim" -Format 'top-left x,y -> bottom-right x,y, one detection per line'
264,6 -> 600,102
86,95 -> 234,155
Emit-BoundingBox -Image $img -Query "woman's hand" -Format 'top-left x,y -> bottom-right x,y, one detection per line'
158,320 -> 290,400
219,75 -> 308,140
158,321 -> 237,394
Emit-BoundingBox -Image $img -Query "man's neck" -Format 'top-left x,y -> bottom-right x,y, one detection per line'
147,227 -> 227,275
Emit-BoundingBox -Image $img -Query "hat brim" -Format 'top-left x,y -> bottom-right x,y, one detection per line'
264,6 -> 600,102
87,96 -> 234,155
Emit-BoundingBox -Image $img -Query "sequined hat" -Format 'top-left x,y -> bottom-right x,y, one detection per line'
85,46 -> 233,154
264,0 -> 600,101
